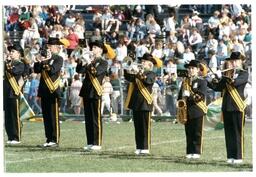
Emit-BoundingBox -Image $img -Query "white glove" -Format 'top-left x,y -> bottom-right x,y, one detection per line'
215,70 -> 222,79
183,90 -> 190,97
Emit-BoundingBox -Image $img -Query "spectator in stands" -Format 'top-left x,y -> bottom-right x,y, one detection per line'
59,70 -> 69,113
183,46 -> 195,64
207,10 -> 220,38
205,33 -> 218,58
132,5 -> 145,20
191,10 -> 203,30
135,39 -> 149,60
134,18 -> 147,41
18,6 -> 31,30
126,19 -> 136,40
163,11 -> 176,41
66,27 -> 79,57
105,31 -> 119,49
90,28 -> 102,43
151,41 -> 164,59
188,28 -> 203,55
216,39 -> 228,66
115,38 -> 127,63
208,50 -> 218,72
101,76 -> 113,115
110,73 -> 121,116
73,18 -> 85,44
5,7 -> 19,31
65,13 -> 76,28
152,80 -> 162,116
69,74 -> 83,115
28,73 -> 41,114
49,24 -> 64,38
147,17 -> 161,44
163,60 -> 178,117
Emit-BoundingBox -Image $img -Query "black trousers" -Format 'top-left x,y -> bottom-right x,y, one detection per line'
223,111 -> 245,159
41,96 -> 60,143
185,116 -> 204,154
4,97 -> 21,141
133,111 -> 151,150
83,98 -> 102,146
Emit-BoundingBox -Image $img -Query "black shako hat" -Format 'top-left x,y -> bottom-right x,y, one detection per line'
225,51 -> 245,61
89,40 -> 108,54
184,60 -> 201,68
47,37 -> 63,45
7,44 -> 24,57
138,53 -> 157,65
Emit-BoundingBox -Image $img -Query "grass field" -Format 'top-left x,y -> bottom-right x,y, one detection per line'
4,120 -> 253,172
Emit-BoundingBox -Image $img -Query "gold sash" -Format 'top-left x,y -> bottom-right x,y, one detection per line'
6,71 -> 21,96
124,79 -> 153,109
42,71 -> 60,93
88,73 -> 103,96
226,83 -> 246,112
135,78 -> 153,105
187,80 -> 208,114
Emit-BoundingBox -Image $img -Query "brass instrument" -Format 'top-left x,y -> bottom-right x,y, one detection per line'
70,46 -> 94,65
176,77 -> 191,124
123,56 -> 144,74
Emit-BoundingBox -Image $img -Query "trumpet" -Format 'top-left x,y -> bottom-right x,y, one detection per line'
71,46 -> 94,65
24,47 -> 52,63
123,57 -> 144,74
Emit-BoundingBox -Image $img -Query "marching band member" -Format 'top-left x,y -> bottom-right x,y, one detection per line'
34,38 -> 64,147
76,40 -> 109,151
177,60 -> 207,159
4,44 -> 25,145
208,52 -> 248,164
124,53 -> 162,155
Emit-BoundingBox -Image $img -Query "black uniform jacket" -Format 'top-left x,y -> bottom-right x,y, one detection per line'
4,60 -> 25,98
124,70 -> 156,111
208,70 -> 248,112
178,77 -> 207,118
76,58 -> 108,99
34,54 -> 63,98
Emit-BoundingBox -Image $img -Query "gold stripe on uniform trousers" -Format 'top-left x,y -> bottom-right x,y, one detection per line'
148,112 -> 151,150
200,116 -> 204,154
6,71 -> 21,95
88,73 -> 103,96
16,99 -> 21,141
42,71 -> 60,93
98,99 -> 101,146
135,79 -> 153,105
55,98 -> 59,144
241,111 -> 245,159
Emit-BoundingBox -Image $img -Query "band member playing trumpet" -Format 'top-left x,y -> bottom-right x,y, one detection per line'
177,60 -> 207,159
76,40 -> 108,151
34,38 -> 64,147
124,53 -> 162,155
4,44 -> 26,145
208,52 -> 248,164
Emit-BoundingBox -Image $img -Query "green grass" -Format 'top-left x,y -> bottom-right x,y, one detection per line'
4,120 -> 252,172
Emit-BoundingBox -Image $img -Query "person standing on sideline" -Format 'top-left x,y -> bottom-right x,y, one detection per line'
208,52 -> 248,164
124,53 -> 162,155
4,44 -> 25,145
76,40 -> 108,151
34,37 -> 64,147
177,60 -> 207,159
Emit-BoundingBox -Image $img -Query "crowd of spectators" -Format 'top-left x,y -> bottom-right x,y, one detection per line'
3,4 -> 252,119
